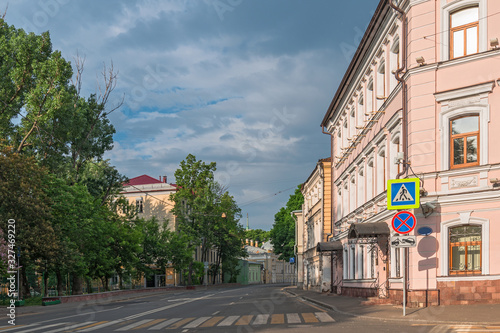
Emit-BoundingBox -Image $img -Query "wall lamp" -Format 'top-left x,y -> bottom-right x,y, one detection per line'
490,178 -> 500,187
416,56 -> 426,66
490,38 -> 499,49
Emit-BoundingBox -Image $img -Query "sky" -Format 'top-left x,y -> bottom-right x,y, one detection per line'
4,0 -> 379,230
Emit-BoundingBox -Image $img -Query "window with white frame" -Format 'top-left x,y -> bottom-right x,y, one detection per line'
450,6 -> 479,59
441,0 -> 486,61
358,93 -> 364,127
366,158 -> 374,201
349,176 -> 356,213
343,120 -> 348,148
136,197 -> 144,213
336,188 -> 342,221
367,79 -> 374,115
357,167 -> 365,208
436,82 -> 491,171
343,183 -> 349,217
343,247 -> 348,279
440,216 -> 489,277
336,129 -> 342,158
350,108 -> 356,138
390,245 -> 402,278
370,245 -> 378,278
357,245 -> 364,279
376,147 -> 386,194
390,37 -> 400,92
389,132 -> 401,179
376,60 -> 386,109
349,246 -> 355,279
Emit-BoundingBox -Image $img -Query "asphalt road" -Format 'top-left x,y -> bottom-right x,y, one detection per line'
0,284 -> 488,332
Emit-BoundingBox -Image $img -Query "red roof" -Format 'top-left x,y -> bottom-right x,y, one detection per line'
125,175 -> 164,186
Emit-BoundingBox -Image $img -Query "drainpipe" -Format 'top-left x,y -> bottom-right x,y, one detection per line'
388,0 -> 408,180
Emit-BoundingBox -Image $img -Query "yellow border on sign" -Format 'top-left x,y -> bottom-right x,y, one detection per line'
387,178 -> 420,210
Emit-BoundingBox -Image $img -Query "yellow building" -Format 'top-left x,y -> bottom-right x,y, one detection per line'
121,175 -> 178,286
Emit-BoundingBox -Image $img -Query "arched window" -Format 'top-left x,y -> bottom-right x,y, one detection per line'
449,225 -> 481,275
376,60 -> 386,109
450,7 -> 479,59
390,38 -> 400,92
366,158 -> 374,201
367,79 -> 374,115
358,93 -> 365,126
357,167 -> 365,207
450,115 -> 479,169
376,148 -> 386,194
349,176 -> 356,213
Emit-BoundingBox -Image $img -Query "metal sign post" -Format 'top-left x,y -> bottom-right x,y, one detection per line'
403,248 -> 406,316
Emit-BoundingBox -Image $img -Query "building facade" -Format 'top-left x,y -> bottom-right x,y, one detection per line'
321,0 -> 500,306
300,158 -> 333,292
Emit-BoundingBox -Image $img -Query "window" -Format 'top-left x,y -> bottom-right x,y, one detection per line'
449,225 -> 481,275
450,7 -> 479,59
349,246 -> 355,279
358,94 -> 364,126
336,188 -> 342,221
357,245 -> 364,279
390,38 -> 400,92
376,148 -> 386,194
350,108 -> 356,138
376,60 -> 386,109
370,246 -> 377,278
349,176 -> 356,213
367,79 -> 374,115
357,167 -> 365,207
343,183 -> 348,217
366,158 -> 374,201
450,115 -> 479,169
136,197 -> 144,213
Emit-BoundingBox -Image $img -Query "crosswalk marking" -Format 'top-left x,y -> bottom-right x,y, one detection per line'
302,312 -> 319,323
43,321 -> 96,333
315,312 -> 335,322
79,320 -> 123,332
271,314 -> 285,324
19,311 -> 338,332
200,316 -> 225,327
218,316 -> 240,326
15,323 -> 69,333
287,313 -> 301,324
235,315 -> 253,326
116,319 -> 155,331
0,324 -> 39,332
183,317 -> 211,328
148,318 -> 181,330
167,318 -> 195,329
253,314 -> 269,325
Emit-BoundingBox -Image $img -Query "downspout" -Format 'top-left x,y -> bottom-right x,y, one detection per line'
388,0 -> 408,180
322,125 -> 335,293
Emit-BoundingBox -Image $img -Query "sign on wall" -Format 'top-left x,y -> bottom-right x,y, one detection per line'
387,178 -> 420,210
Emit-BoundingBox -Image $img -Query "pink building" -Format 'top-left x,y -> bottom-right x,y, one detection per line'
321,0 -> 500,306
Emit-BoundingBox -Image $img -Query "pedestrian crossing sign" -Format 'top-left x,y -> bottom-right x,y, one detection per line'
387,178 -> 420,210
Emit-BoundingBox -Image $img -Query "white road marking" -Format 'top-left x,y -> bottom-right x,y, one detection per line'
217,316 -> 240,326
79,320 -> 124,332
212,311 -> 220,315
183,316 -> 211,328
287,313 -> 301,324
253,314 -> 269,325
315,312 -> 335,322
43,322 -> 96,333
115,319 -> 154,331
14,323 -> 69,333
147,318 -> 181,330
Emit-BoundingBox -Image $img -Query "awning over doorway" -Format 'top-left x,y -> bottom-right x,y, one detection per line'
316,241 -> 343,252
348,222 -> 390,239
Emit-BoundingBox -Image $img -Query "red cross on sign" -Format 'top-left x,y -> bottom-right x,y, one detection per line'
391,211 -> 417,234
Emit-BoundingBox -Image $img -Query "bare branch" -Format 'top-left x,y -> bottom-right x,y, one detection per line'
2,4 -> 8,20
72,51 -> 86,97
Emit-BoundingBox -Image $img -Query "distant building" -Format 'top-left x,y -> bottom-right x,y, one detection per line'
245,240 -> 294,284
298,158 -> 332,292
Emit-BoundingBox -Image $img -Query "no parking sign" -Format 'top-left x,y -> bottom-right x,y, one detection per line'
391,211 -> 417,234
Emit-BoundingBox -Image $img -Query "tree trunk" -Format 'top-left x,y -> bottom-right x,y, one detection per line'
43,271 -> 49,296
21,264 -> 30,299
56,269 -> 64,296
71,275 -> 83,295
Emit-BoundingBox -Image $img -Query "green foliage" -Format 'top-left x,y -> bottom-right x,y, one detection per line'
244,229 -> 271,243
270,185 -> 304,261
171,154 -> 245,284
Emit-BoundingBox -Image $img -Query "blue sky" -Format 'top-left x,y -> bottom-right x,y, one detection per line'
4,0 -> 378,230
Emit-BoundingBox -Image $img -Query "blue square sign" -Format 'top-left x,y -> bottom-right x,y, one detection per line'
387,178 -> 420,210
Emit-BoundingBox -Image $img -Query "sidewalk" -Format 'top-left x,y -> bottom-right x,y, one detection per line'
285,286 -> 500,325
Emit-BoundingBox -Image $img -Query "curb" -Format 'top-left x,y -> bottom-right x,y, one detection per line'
283,288 -> 500,326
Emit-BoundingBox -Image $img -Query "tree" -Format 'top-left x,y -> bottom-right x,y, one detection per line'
244,229 -> 271,244
0,146 -> 57,297
171,154 -> 245,285
270,185 -> 303,261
